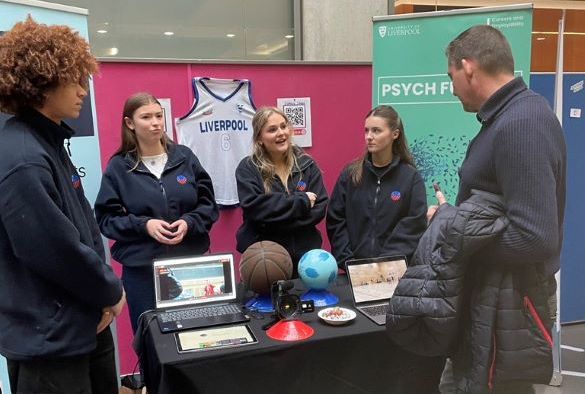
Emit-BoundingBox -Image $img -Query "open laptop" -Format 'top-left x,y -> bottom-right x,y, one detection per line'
153,253 -> 249,333
345,256 -> 407,325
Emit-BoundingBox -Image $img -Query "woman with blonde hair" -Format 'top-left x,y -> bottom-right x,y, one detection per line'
235,106 -> 327,276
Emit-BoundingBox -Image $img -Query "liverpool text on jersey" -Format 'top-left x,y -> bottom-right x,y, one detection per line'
199,119 -> 250,133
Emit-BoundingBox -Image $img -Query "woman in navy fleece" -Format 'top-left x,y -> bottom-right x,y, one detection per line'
326,105 -> 427,267
327,105 -> 445,393
95,92 -> 219,332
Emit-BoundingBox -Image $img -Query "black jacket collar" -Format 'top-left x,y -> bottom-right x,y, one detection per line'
20,108 -> 75,148
476,77 -> 527,124
293,149 -> 315,174
363,154 -> 400,178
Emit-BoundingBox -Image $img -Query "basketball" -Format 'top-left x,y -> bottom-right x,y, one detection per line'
240,241 -> 293,294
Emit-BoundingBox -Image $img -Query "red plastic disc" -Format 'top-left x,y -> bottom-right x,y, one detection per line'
266,319 -> 314,341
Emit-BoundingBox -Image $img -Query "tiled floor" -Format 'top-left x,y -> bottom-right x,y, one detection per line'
535,323 -> 585,394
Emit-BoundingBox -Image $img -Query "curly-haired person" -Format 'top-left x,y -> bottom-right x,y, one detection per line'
0,17 -> 125,394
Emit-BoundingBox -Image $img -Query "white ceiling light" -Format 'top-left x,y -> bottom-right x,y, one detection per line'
97,29 -> 108,34
285,35 -> 294,39
226,33 -> 235,38
164,31 -> 174,36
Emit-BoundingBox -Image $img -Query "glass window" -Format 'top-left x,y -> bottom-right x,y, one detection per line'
44,0 -> 296,60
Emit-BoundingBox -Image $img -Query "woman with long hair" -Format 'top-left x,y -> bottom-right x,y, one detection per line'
235,106 -> 328,276
327,105 -> 444,392
95,92 -> 218,332
327,105 -> 427,266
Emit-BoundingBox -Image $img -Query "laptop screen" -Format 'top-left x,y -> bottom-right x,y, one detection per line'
153,253 -> 236,309
346,256 -> 407,304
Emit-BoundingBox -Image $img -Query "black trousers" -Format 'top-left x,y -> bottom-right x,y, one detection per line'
7,327 -> 117,394
121,265 -> 156,334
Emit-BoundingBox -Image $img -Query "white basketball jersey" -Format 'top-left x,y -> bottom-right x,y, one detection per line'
176,77 -> 256,205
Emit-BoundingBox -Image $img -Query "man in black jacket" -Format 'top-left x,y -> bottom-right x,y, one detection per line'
430,25 -> 566,393
0,17 -> 125,393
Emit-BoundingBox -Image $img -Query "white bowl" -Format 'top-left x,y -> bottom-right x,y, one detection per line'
318,307 -> 356,326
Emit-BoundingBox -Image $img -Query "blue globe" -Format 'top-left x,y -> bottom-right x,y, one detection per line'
298,249 -> 338,290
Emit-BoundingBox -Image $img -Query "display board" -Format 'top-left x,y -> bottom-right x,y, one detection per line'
373,5 -> 532,201
531,73 -> 585,324
92,61 -> 372,373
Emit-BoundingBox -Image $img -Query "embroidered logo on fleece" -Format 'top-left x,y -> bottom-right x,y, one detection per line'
71,174 -> 81,189
390,191 -> 401,201
296,180 -> 307,191
176,175 -> 188,184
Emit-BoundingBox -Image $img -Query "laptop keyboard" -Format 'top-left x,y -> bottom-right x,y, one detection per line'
159,304 -> 242,323
361,304 -> 390,316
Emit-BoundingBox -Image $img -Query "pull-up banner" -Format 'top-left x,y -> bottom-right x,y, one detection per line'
373,5 -> 564,386
373,4 -> 533,201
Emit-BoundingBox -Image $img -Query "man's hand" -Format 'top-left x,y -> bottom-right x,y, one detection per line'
110,289 -> 126,316
96,309 -> 113,333
427,182 -> 447,222
97,290 -> 126,333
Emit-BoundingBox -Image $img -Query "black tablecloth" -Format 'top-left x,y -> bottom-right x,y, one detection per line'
136,275 -> 443,394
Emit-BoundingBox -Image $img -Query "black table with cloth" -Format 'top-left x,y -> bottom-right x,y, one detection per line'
135,275 -> 443,394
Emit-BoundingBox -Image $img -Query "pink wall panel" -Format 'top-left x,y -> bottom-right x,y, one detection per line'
93,62 -> 372,374
93,62 -> 192,165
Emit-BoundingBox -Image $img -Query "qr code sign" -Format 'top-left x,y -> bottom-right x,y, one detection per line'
283,104 -> 306,128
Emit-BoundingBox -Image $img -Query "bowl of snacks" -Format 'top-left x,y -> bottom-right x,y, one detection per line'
318,306 -> 356,326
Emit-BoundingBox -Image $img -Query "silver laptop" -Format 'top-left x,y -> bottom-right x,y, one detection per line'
153,253 -> 249,333
345,256 -> 407,325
